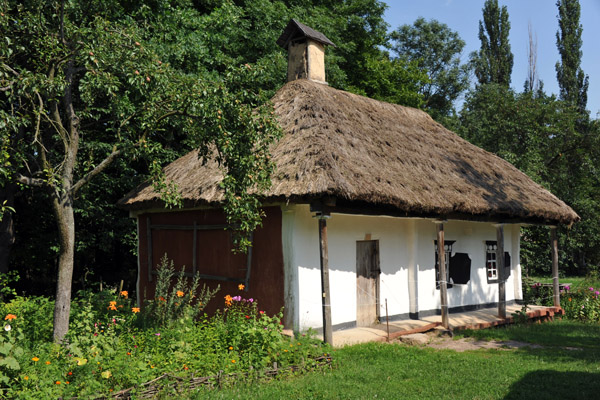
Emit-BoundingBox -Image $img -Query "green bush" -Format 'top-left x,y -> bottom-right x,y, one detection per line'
0,258 -> 329,398
562,284 -> 600,322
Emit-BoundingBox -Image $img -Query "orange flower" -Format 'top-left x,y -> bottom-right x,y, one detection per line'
32,357 -> 39,362
109,301 -> 117,306
176,290 -> 184,298
228,346 -> 233,350
238,284 -> 245,291
568,298 -> 572,302
224,295 -> 233,307
23,376 -> 28,380
120,291 -> 128,299
231,359 -> 236,363
4,314 -> 16,321
56,381 -> 61,385
46,361 -> 51,365
158,296 -> 166,302
132,307 -> 140,313
108,305 -> 117,311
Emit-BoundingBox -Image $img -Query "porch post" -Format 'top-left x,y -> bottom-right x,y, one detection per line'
495,224 -> 506,319
436,221 -> 449,329
318,212 -> 333,345
550,226 -> 560,307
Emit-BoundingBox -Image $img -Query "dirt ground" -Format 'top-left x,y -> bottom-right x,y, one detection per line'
396,331 -> 545,352
396,330 -> 584,352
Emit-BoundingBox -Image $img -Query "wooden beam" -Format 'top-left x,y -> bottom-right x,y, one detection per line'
551,226 -> 560,307
436,221 -> 449,329
146,216 -> 153,282
318,213 -> 333,345
495,224 -> 506,319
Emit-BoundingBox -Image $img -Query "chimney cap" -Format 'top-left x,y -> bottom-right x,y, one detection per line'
276,19 -> 336,49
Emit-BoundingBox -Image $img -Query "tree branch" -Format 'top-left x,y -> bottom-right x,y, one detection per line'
71,147 -> 122,195
14,173 -> 46,188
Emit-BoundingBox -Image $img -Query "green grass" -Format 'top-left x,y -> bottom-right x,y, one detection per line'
529,275 -> 600,289
194,320 -> 600,399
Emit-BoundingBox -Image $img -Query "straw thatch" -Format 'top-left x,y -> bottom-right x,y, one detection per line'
119,79 -> 579,225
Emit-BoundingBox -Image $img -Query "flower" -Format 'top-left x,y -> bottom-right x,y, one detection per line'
259,310 -> 265,314
56,381 -> 61,385
245,315 -> 250,319
238,284 -> 245,291
565,285 -> 570,291
108,305 -> 117,311
4,314 -> 16,321
32,357 -> 39,362
155,332 -> 160,336
232,295 -> 241,302
4,324 -> 11,331
67,372 -> 72,376
248,298 -> 254,303
228,346 -> 233,350
46,361 -> 51,365
231,359 -> 236,363
120,291 -> 128,298
595,291 -> 599,296
109,301 -> 117,306
159,296 -> 166,302
568,298 -> 572,302
224,295 -> 233,307
176,290 -> 184,297
24,376 -> 28,380
132,307 -> 140,313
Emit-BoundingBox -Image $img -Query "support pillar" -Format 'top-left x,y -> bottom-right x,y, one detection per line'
436,221 -> 449,329
495,224 -> 506,319
551,226 -> 560,307
318,214 -> 333,345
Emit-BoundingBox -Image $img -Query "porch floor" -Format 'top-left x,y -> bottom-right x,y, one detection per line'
322,304 -> 562,347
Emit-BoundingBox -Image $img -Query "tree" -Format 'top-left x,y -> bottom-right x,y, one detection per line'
470,0 -> 513,87
390,17 -> 470,118
0,0 -> 280,342
555,0 -> 589,114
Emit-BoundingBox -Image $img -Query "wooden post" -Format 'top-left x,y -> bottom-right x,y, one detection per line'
436,221 -> 449,329
318,214 -> 333,345
495,224 -> 506,319
551,226 -> 560,307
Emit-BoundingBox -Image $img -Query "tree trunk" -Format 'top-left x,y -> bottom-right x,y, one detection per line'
0,183 -> 16,274
52,192 -> 76,343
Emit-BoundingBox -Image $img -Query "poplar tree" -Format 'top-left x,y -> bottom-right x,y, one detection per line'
470,0 -> 513,87
555,0 -> 589,113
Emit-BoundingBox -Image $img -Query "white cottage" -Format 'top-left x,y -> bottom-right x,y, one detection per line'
119,20 -> 579,341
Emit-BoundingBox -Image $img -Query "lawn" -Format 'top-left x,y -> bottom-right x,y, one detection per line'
200,319 -> 600,399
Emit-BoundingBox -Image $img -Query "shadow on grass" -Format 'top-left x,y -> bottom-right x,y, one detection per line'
504,370 -> 600,399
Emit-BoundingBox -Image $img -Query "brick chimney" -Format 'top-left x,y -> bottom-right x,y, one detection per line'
276,19 -> 336,84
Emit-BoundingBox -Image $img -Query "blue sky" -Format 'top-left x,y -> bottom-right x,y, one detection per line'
383,0 -> 600,117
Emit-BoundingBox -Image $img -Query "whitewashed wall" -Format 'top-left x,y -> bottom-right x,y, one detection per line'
281,204 -> 522,331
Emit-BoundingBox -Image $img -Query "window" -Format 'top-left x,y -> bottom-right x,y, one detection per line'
486,241 -> 498,281
486,241 -> 511,283
434,240 -> 455,289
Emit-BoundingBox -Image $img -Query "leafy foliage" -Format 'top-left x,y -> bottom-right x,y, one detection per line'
555,0 -> 589,114
470,0 -> 513,87
390,17 -> 470,119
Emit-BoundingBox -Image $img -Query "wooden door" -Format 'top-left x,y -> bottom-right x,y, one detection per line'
356,240 -> 380,326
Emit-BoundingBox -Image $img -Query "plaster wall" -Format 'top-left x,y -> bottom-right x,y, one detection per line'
281,204 -> 523,331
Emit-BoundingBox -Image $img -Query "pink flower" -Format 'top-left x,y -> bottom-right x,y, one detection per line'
248,298 -> 254,303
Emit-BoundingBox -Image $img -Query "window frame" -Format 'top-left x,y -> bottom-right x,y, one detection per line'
485,240 -> 499,283
434,240 -> 455,289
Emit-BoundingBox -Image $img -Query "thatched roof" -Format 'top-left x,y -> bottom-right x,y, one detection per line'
119,79 -> 579,225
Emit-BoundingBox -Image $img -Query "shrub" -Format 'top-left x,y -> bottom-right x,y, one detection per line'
562,284 -> 600,322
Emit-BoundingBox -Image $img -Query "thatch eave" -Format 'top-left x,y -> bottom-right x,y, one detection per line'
118,79 -> 580,227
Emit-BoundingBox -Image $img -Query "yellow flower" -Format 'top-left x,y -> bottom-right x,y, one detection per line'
32,357 -> 39,362
24,376 -> 28,380
231,359 -> 236,363
4,314 -> 16,321
238,284 -> 245,291
228,346 -> 233,350
132,307 -> 140,313
120,291 -> 128,299
176,290 -> 184,298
